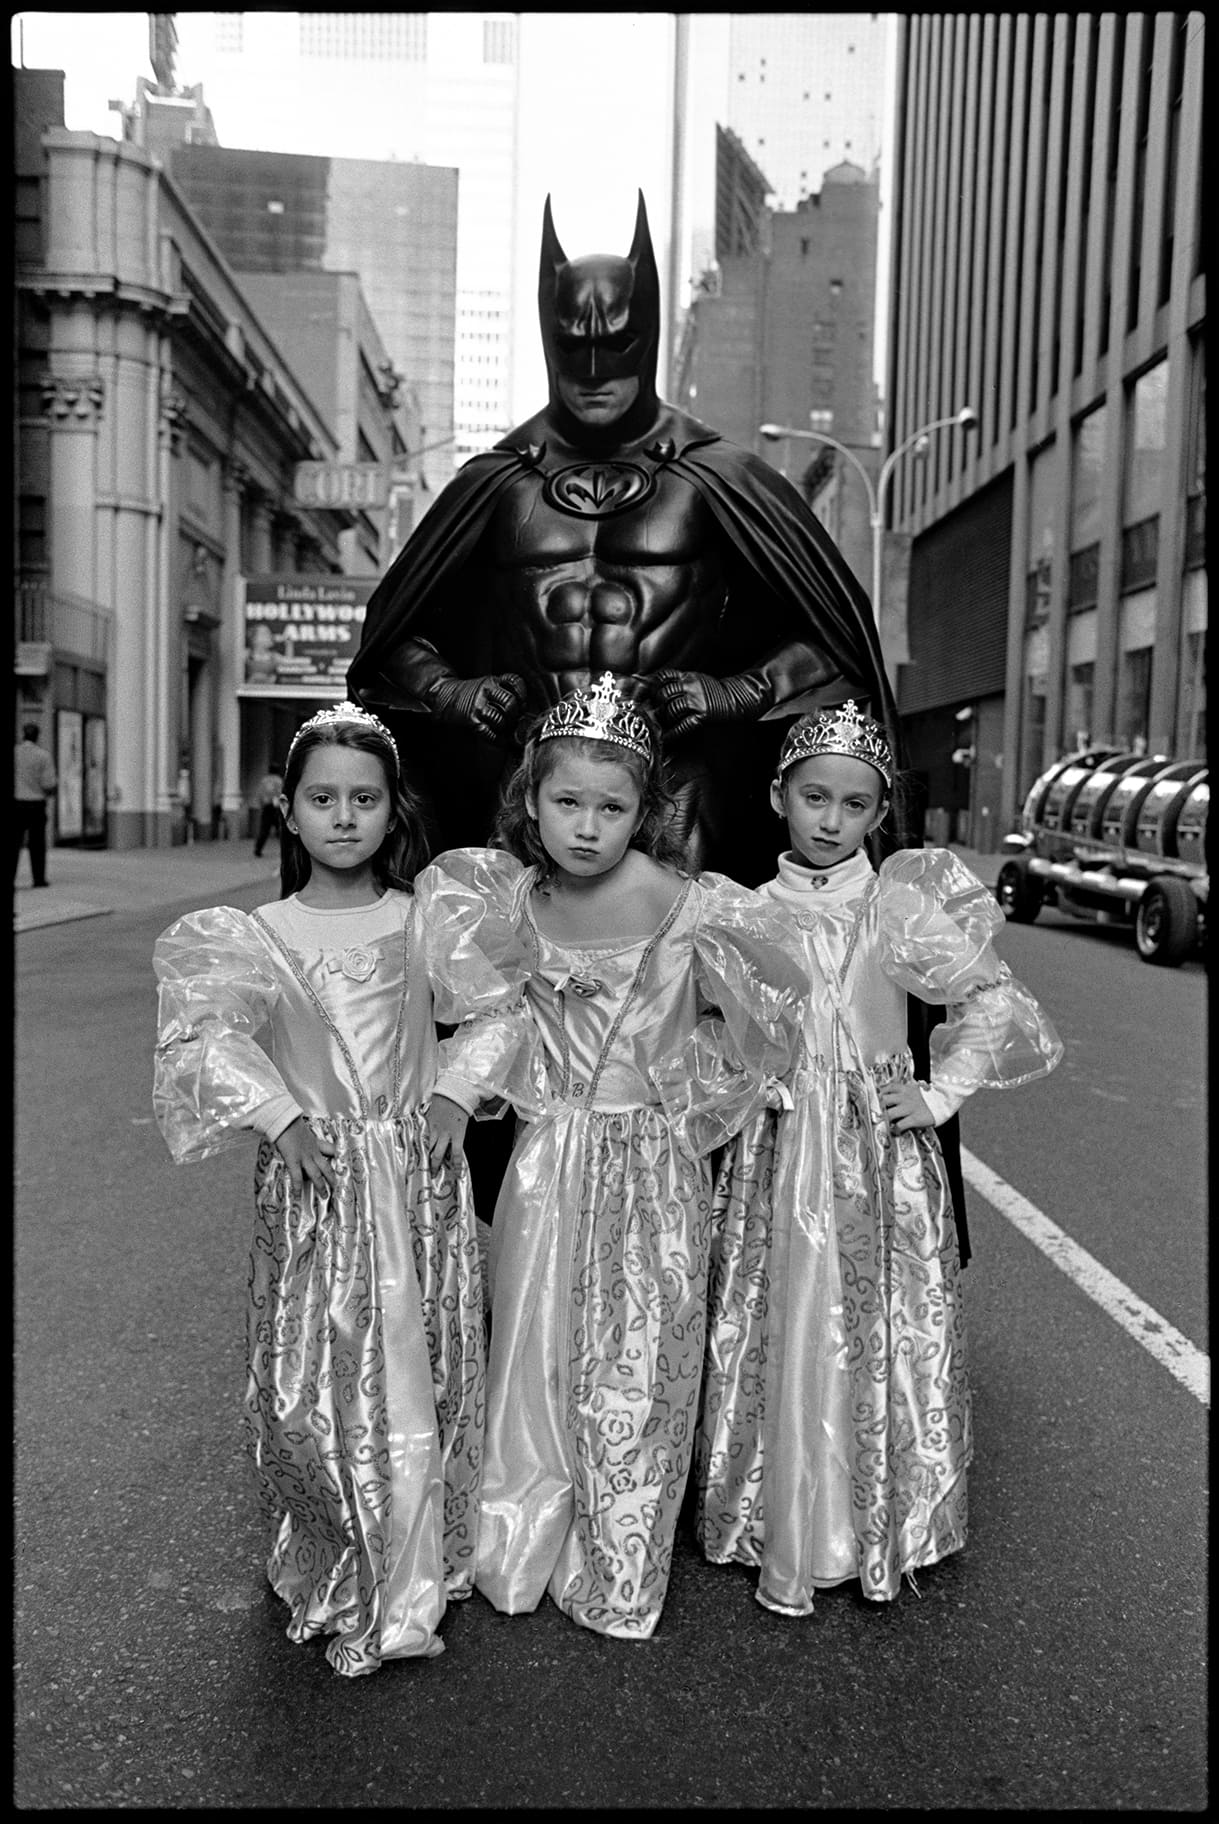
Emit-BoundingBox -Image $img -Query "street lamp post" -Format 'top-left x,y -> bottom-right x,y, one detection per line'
759,406 -> 978,634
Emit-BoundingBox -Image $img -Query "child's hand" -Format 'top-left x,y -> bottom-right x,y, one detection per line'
878,1080 -> 936,1133
427,1094 -> 470,1169
275,1117 -> 336,1195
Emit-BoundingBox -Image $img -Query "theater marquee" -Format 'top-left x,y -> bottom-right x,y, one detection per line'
237,576 -> 379,699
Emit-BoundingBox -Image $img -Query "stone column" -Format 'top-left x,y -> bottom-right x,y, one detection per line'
217,458 -> 251,824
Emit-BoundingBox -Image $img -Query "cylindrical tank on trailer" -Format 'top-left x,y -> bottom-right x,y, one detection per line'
1020,752 -> 1079,833
1174,779 -> 1209,870
1098,758 -> 1176,851
1036,749 -> 1121,855
1133,763 -> 1208,859
1067,752 -> 1145,844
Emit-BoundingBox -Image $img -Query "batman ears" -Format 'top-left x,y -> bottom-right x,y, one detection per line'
541,194 -> 568,268
542,188 -> 651,269
629,190 -> 649,254
628,190 -> 656,276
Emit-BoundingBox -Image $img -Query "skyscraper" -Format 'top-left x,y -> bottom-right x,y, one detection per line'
172,10 -> 519,471
168,142 -> 459,498
672,13 -> 890,314
886,12 -> 1205,843
725,13 -> 887,207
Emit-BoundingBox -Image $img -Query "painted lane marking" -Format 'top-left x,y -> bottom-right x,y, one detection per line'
960,1147 -> 1210,1408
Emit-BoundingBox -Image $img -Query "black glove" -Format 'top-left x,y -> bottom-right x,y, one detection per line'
428,671 -> 528,740
651,669 -> 773,738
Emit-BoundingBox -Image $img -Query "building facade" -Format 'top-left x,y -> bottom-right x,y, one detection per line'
13,70 -> 395,849
673,159 -> 881,601
887,12 -> 1206,849
167,144 -> 458,500
171,9 -> 516,472
671,12 -> 889,318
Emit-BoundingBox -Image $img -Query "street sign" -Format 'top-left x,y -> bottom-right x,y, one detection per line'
293,461 -> 390,510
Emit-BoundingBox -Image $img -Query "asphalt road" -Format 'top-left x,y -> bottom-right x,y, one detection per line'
13,879 -> 1208,1810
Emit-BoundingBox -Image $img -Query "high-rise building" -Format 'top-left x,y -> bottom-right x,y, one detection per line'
725,12 -> 887,207
172,10 -> 519,471
673,158 -> 880,602
886,12 -> 1205,847
672,14 -> 890,313
168,144 -> 459,499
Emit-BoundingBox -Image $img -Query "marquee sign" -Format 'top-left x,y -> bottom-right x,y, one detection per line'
237,575 -> 379,699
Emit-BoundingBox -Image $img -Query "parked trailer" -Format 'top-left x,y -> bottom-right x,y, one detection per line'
997,747 -> 1208,966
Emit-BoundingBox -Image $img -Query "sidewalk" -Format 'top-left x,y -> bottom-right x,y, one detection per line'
13,835 -> 282,934
13,836 -> 1003,935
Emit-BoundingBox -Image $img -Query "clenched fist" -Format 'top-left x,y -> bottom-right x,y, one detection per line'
650,669 -> 772,738
428,671 -> 528,740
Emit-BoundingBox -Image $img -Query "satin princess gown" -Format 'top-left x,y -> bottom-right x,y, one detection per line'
152,852 -> 529,1676
434,849 -> 805,1641
696,845 -> 1062,1614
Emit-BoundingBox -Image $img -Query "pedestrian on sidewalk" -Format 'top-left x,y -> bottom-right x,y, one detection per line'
696,702 -> 1063,1615
251,761 -> 284,857
152,701 -> 530,1676
13,722 -> 57,888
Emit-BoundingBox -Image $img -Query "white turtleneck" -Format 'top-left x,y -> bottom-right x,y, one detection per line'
761,845 -> 965,1126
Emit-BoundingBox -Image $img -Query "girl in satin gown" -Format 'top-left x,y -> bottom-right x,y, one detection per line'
152,703 -> 528,1676
696,703 -> 1063,1615
433,674 -> 805,1640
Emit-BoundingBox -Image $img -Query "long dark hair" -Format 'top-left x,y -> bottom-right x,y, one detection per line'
278,720 -> 429,897
492,709 -> 686,890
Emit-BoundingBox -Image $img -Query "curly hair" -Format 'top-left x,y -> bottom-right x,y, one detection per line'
278,721 -> 429,897
491,710 -> 687,889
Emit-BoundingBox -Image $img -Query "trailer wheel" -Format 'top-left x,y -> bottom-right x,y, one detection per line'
1134,876 -> 1198,966
996,858 -> 1042,923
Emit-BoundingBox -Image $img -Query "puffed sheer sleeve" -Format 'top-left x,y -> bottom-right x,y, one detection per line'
153,906 -> 294,1163
878,848 -> 1063,1108
652,873 -> 808,1156
415,847 -> 537,1119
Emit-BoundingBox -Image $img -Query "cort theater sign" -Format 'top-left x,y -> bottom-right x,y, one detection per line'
238,575 -> 379,698
293,462 -> 390,509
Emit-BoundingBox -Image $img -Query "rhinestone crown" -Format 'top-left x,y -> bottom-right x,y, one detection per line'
778,699 -> 893,788
287,701 -> 400,771
538,673 -> 653,761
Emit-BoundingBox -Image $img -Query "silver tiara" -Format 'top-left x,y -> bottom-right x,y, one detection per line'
287,701 -> 400,771
537,673 -> 653,761
778,700 -> 893,787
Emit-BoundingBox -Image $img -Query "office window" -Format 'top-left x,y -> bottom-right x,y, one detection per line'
1124,360 -> 1167,526
1159,14 -> 1189,305
1021,669 -> 1048,799
300,14 -> 427,60
1066,660 -> 1095,748
18,495 -> 47,574
214,13 -> 243,53
483,18 -> 515,64
1071,406 -> 1105,551
1117,645 -> 1152,750
1178,629 -> 1206,758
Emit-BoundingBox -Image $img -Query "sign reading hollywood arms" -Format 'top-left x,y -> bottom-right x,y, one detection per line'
239,576 -> 380,698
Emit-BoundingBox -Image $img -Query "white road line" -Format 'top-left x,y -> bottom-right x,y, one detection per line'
961,1147 -> 1210,1408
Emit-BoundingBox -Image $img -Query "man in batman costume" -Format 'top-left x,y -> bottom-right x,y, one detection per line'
350,191 -> 913,879
348,191 -> 967,1255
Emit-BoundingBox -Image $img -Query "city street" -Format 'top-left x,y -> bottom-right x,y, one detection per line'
13,850 -> 1208,1810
